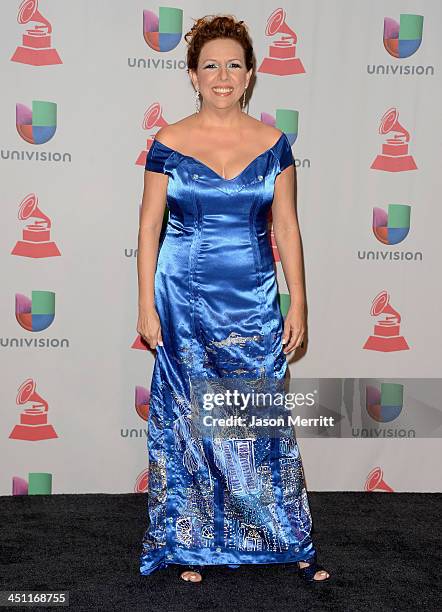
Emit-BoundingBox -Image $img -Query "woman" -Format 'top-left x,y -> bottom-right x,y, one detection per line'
137,15 -> 330,584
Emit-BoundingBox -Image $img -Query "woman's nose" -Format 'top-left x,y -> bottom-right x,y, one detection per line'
219,66 -> 229,79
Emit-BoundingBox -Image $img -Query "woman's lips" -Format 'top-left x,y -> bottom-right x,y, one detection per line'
212,87 -> 234,96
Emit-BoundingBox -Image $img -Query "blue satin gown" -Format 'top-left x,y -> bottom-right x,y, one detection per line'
139,131 -> 317,575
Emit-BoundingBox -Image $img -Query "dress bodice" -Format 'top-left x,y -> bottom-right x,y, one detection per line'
145,131 -> 294,241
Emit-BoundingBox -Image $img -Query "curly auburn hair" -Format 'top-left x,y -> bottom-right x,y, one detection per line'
184,14 -> 255,73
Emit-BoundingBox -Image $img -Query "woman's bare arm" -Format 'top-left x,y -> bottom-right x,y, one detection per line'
271,164 -> 306,353
136,167 -> 168,347
271,164 -> 305,307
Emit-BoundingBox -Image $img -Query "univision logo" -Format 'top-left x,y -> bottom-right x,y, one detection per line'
352,382 -> 415,438
366,382 -> 403,422
16,100 -> 56,144
367,14 -> 434,76
260,109 -> 310,168
1,100 -> 71,163
372,204 -> 410,245
260,109 -> 299,145
383,14 -> 423,58
12,473 -> 53,495
128,7 -> 186,70
16,290 -> 55,331
0,290 -> 69,348
357,204 -> 423,263
143,7 -> 183,51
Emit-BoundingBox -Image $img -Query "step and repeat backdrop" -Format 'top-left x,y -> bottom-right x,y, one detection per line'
1,1 -> 441,495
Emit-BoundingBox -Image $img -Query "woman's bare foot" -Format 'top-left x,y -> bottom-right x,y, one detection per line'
298,560 -> 330,581
180,568 -> 202,582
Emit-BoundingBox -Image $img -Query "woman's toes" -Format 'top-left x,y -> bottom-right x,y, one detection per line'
181,571 -> 202,582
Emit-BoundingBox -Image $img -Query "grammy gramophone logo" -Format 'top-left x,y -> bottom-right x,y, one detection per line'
10,0 -> 62,66
258,8 -> 305,75
9,378 -> 58,441
371,107 -> 417,172
136,102 -> 170,166
11,193 -> 61,258
363,290 -> 409,352
364,467 -> 394,492
132,330 -> 155,351
143,6 -> 183,52
135,468 -> 149,493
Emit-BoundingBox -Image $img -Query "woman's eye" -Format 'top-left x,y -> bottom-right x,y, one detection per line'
203,63 -> 242,69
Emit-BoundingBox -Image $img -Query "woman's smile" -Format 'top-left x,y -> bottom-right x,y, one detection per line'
211,86 -> 234,96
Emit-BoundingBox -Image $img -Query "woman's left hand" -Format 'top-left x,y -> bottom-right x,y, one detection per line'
282,305 -> 306,354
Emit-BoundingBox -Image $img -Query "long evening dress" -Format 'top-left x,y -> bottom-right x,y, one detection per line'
139,131 -> 317,575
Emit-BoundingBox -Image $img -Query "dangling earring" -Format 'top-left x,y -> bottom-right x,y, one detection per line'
241,88 -> 247,112
195,88 -> 201,113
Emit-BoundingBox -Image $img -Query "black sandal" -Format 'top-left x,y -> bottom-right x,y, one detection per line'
297,554 -> 330,583
179,564 -> 203,582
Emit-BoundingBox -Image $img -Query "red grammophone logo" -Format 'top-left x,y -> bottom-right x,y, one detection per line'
11,193 -> 61,258
9,378 -> 58,441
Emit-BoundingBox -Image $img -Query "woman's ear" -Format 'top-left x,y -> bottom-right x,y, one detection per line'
188,69 -> 198,91
246,68 -> 253,89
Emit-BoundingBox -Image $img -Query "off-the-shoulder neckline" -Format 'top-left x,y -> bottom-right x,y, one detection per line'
151,132 -> 287,182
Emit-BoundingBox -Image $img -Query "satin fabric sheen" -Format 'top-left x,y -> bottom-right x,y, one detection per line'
140,132 -> 316,575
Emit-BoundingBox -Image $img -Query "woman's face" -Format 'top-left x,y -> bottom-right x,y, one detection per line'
189,37 -> 253,110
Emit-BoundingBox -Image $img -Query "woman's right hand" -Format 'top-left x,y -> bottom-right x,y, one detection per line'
137,306 -> 163,349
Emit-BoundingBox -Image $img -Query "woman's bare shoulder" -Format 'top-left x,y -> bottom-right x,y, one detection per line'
242,115 -> 283,147
153,115 -> 197,149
